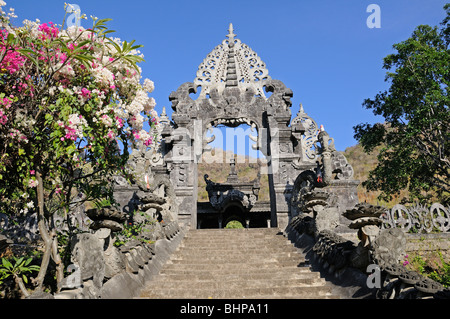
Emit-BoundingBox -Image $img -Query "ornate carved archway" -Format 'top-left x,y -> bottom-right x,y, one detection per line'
148,24 -> 359,230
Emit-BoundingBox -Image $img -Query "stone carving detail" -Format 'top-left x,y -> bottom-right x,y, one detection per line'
85,207 -> 127,232
290,170 -> 341,235
0,201 -> 92,244
0,234 -> 12,253
343,203 -> 406,271
331,151 -> 354,180
204,173 -> 259,212
291,104 -> 318,163
381,203 -> 450,233
339,202 -> 449,299
316,126 -> 354,182
311,229 -> 355,277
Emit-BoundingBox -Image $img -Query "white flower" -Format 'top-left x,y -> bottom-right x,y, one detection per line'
28,179 -> 39,188
92,65 -> 115,87
143,78 -> 154,93
49,86 -> 57,96
100,114 -> 113,127
150,109 -> 158,119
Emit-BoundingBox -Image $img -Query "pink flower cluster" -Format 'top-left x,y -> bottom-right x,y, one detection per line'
0,109 -> 7,125
62,126 -> 78,141
80,87 -> 91,99
38,22 -> 59,40
0,31 -> 26,74
0,95 -> 13,125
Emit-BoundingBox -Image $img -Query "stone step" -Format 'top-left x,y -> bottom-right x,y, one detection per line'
138,228 -> 340,299
162,262 -> 302,271
181,232 -> 286,238
188,228 -> 281,236
183,230 -> 284,237
154,269 -> 320,281
182,231 -> 283,240
178,241 -> 293,249
168,255 -> 306,265
141,285 -> 334,299
169,252 -> 305,262
149,277 -> 324,290
180,239 -> 288,246
177,242 -> 296,249
159,265 -> 313,276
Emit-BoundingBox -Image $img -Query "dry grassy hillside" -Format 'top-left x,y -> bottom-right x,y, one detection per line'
343,144 -> 409,207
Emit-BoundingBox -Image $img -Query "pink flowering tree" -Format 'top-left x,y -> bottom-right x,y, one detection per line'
0,3 -> 158,293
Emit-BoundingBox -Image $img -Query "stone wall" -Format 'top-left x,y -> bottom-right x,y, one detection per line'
284,217 -> 374,299
51,221 -> 186,299
406,233 -> 450,257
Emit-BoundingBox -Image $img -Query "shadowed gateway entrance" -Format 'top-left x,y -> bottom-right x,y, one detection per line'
197,158 -> 271,229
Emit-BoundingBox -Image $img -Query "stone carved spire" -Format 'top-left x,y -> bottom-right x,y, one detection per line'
194,24 -> 270,98
225,24 -> 238,88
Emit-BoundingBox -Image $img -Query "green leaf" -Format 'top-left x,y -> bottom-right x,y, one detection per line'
14,257 -> 24,268
28,265 -> 40,272
16,49 -> 39,66
22,274 -> 28,284
2,258 -> 12,270
106,38 -> 122,54
23,258 -> 32,267
6,32 -> 15,44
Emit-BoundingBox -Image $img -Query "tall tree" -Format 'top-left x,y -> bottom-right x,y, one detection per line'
0,3 -> 158,293
354,4 -> 450,204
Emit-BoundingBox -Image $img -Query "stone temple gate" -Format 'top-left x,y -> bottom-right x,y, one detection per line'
115,24 -> 360,231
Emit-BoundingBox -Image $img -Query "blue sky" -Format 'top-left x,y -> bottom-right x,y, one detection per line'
9,0 -> 449,152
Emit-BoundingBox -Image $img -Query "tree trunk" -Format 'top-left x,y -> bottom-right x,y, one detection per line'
33,171 -> 52,291
51,234 -> 64,291
14,274 -> 30,298
33,170 -> 64,292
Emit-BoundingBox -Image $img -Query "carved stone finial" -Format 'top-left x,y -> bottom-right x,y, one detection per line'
227,23 -> 236,42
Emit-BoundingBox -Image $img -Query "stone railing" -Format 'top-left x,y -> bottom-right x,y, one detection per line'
374,262 -> 450,299
380,203 -> 450,233
51,218 -> 186,299
284,201 -> 450,299
285,215 -> 374,298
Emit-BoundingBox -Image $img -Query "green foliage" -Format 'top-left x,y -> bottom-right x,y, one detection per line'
353,5 -> 450,204
405,252 -> 450,287
0,256 -> 40,286
113,212 -> 156,247
225,220 -> 244,229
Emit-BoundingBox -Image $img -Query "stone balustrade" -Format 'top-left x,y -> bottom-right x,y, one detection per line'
285,201 -> 450,299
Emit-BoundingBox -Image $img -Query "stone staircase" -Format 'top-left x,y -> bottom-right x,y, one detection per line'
140,228 -> 339,299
